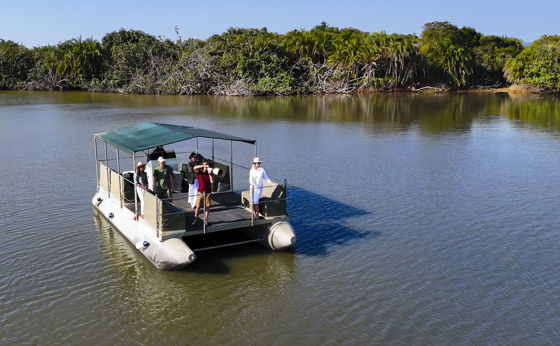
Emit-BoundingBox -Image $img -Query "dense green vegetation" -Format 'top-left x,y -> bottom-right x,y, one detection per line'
0,22 -> 557,95
504,35 -> 560,90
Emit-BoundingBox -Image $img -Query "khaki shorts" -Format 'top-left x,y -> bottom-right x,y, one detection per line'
196,193 -> 211,208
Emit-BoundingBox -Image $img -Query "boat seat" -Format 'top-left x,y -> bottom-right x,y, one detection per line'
241,183 -> 287,217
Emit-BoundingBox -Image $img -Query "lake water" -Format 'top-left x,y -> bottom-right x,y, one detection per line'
1,91 -> 560,345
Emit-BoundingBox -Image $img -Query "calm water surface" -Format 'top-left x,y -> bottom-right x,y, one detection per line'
1,91 -> 560,344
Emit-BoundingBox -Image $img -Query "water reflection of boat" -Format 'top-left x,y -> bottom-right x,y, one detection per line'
92,122 -> 296,270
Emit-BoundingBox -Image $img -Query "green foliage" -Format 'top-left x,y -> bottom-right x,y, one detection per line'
101,29 -> 178,89
473,35 -> 523,85
57,38 -> 103,85
201,28 -> 299,95
24,38 -> 103,89
504,35 -> 560,90
367,33 -> 420,88
476,36 -> 522,71
0,40 -> 32,89
420,21 -> 480,86
283,22 -> 341,64
1,23 -> 558,94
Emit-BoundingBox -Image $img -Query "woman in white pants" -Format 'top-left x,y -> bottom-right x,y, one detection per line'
187,153 -> 199,208
134,162 -> 149,219
249,157 -> 272,218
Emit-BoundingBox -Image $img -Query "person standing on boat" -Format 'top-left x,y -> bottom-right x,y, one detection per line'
192,160 -> 214,225
134,162 -> 149,219
249,157 -> 272,219
186,152 -> 200,208
153,156 -> 175,199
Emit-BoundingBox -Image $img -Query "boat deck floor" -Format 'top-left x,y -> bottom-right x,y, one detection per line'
125,191 -> 284,239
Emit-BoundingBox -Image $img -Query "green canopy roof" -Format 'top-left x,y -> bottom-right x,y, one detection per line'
94,122 -> 256,153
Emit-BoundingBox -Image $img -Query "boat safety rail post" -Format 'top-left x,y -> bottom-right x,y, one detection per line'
94,138 -> 99,190
104,141 -> 110,198
250,185 -> 254,227
203,191 -> 206,234
133,152 -> 138,219
116,148 -> 122,208
230,140 -> 233,190
156,196 -> 160,239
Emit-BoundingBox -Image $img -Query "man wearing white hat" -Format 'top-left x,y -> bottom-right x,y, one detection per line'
153,156 -> 175,199
249,157 -> 272,218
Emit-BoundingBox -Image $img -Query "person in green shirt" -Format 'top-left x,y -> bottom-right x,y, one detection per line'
153,156 -> 175,199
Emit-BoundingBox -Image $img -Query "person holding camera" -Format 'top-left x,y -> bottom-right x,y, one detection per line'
249,157 -> 272,219
192,160 -> 214,225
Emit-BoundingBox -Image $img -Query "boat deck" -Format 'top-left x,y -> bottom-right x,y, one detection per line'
125,191 -> 286,240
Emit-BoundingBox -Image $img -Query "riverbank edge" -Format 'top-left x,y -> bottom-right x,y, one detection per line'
359,85 -> 556,95
1,84 -> 555,96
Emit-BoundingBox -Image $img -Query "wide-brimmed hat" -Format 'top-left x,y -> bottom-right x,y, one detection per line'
252,157 -> 262,164
137,161 -> 145,167
158,156 -> 165,162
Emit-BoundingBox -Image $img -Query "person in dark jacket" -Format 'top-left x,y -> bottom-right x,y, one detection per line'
134,162 -> 149,219
186,152 -> 200,208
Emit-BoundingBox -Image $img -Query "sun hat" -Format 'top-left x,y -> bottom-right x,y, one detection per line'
137,161 -> 145,167
158,156 -> 165,162
252,157 -> 262,164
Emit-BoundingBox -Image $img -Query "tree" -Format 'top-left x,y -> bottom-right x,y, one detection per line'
419,21 -> 480,86
504,35 -> 560,90
0,40 -> 32,89
101,29 -> 178,89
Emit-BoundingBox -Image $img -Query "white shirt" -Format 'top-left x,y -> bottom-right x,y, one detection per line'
249,167 -> 271,188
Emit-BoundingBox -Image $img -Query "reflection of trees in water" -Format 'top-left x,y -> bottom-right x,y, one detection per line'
197,93 -> 560,133
500,95 -> 560,130
34,91 -> 560,133
186,94 -> 502,133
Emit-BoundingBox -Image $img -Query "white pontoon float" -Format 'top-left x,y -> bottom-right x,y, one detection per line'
92,122 -> 296,270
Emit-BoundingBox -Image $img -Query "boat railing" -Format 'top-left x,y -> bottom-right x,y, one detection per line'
97,160 -> 289,240
156,181 -> 288,236
211,154 -> 287,184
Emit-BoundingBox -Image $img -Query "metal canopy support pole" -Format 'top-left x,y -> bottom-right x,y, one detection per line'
117,148 -> 122,207
254,142 -> 257,157
196,138 -> 199,152
105,142 -> 110,198
212,138 -> 215,162
133,152 -> 138,218
230,140 -> 233,190
94,138 -> 99,190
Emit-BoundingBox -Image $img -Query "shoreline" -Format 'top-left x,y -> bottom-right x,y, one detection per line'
359,84 -> 552,95
0,84 -> 555,97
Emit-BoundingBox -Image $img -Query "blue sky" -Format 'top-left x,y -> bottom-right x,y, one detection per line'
1,0 -> 558,47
